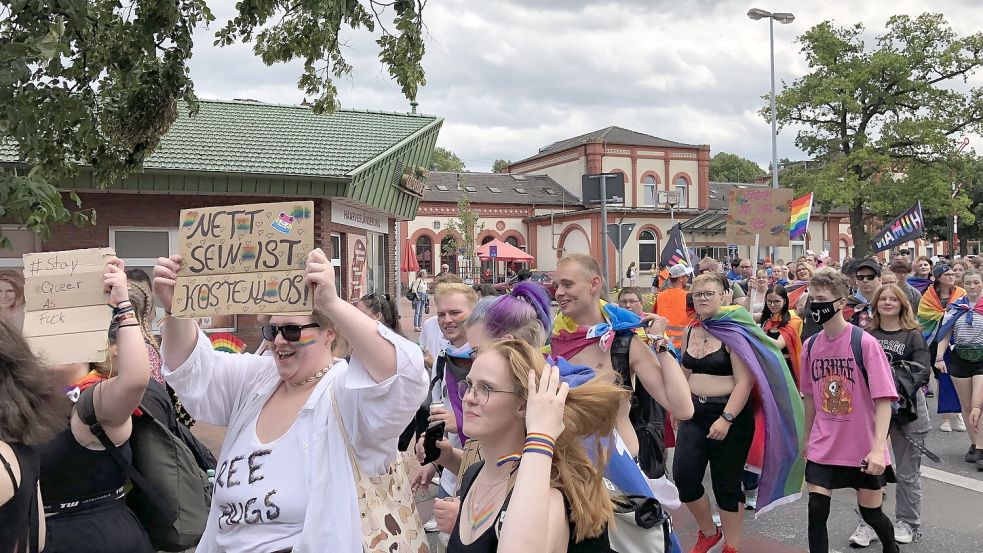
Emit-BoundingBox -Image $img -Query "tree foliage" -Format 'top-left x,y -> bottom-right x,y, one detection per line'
443,183 -> 483,282
0,0 -> 426,245
770,13 -> 983,257
431,146 -> 466,172
492,158 -> 510,173
709,152 -> 765,183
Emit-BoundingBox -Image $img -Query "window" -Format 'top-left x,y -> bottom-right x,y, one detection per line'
110,228 -> 177,283
365,232 -> 386,295
441,235 -> 458,273
544,188 -> 557,196
330,233 -> 342,298
638,230 -> 659,271
791,242 -> 805,260
674,176 -> 689,208
0,226 -> 39,267
436,185 -> 449,192
504,236 -> 520,248
415,235 -> 434,274
464,186 -> 477,192
488,187 -> 502,193
643,175 -> 658,207
515,188 -> 527,194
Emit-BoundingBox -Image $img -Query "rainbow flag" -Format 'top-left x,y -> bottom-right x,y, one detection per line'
789,193 -> 813,239
917,286 -> 966,343
698,305 -> 806,516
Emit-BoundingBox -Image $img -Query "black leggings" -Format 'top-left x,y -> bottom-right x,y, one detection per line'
672,396 -> 756,512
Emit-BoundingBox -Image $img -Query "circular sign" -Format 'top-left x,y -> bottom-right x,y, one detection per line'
496,221 -> 506,231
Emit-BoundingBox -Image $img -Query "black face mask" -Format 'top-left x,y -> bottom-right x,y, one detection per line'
810,299 -> 843,325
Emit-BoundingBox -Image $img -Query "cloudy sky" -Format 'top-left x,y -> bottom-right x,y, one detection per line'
187,0 -> 982,172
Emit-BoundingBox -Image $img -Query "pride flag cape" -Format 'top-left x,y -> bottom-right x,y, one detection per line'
785,280 -> 809,308
918,286 -> 966,343
936,295 -> 983,343
907,276 -> 933,295
548,300 -> 644,359
789,193 -> 813,239
697,305 -> 806,516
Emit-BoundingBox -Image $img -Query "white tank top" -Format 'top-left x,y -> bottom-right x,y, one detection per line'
212,413 -> 310,552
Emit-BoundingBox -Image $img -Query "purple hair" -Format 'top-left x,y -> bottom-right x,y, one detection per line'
466,281 -> 553,345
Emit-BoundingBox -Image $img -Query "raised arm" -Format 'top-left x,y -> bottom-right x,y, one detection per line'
305,248 -> 396,383
630,335 -> 694,420
92,259 -> 152,427
152,255 -> 199,369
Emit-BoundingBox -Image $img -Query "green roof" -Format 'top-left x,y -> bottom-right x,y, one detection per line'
0,99 -> 441,178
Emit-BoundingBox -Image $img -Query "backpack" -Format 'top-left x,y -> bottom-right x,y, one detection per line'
610,332 -> 666,479
76,384 -> 211,552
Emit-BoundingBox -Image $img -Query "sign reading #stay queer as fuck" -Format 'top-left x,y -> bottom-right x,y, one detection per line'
22,248 -> 114,365
173,201 -> 315,318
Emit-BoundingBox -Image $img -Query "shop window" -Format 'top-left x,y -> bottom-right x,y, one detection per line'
643,175 -> 658,207
330,233 -> 342,298
674,176 -> 689,208
416,235 -> 434,274
110,228 -> 177,284
0,226 -> 39,268
638,230 -> 659,271
441,235 -> 458,273
504,236 -> 520,248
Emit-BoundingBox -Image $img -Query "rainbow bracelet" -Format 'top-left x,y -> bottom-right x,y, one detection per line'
523,432 -> 556,459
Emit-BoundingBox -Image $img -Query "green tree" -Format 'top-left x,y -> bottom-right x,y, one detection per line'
492,159 -> 511,173
770,13 -> 983,257
709,152 -> 765,182
443,184 -> 483,282
0,0 -> 426,244
431,147 -> 466,172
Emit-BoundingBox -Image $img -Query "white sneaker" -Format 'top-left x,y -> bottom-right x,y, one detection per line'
712,512 -> 721,526
941,419 -> 953,432
894,520 -> 915,544
424,517 -> 439,533
849,521 -> 878,547
745,492 -> 757,511
953,414 -> 967,432
431,474 -> 441,485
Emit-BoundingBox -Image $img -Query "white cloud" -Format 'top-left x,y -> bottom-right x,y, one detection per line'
187,0 -> 983,172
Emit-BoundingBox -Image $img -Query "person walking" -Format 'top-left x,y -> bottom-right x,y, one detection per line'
846,283 -> 931,547
410,269 -> 430,332
918,264 -> 967,432
888,259 -> 923,312
626,261 -> 638,288
153,249 -> 429,552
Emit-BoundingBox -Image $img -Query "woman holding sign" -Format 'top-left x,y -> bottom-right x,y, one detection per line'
37,258 -> 155,553
153,248 -> 430,553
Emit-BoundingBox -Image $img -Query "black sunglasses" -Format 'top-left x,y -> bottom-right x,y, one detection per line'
261,323 -> 320,342
855,274 -> 879,281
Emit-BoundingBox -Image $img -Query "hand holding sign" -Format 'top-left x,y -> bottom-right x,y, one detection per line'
303,248 -> 338,312
152,255 -> 183,313
104,258 -> 129,306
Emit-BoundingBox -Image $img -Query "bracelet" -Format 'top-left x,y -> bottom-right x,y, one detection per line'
112,301 -> 132,312
116,323 -> 141,329
523,432 -> 556,459
114,311 -> 137,324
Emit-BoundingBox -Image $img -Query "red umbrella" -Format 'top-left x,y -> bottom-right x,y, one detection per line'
476,238 -> 533,262
401,240 -> 420,272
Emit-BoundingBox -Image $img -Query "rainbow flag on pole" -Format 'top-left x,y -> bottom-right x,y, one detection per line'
789,192 -> 813,239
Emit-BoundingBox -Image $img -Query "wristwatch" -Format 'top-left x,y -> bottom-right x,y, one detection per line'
654,339 -> 670,354
721,411 -> 735,423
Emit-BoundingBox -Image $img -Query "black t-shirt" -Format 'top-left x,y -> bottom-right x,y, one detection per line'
866,328 -> 930,368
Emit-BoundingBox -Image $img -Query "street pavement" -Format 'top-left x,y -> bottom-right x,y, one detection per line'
192,300 -> 983,552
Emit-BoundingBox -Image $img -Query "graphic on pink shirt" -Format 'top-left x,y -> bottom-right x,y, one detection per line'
821,374 -> 853,416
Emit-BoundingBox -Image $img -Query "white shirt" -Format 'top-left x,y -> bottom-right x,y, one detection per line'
418,316 -> 449,381
163,322 -> 429,553
213,416 -> 309,552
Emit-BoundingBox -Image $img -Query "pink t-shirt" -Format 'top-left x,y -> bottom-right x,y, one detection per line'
799,325 -> 898,467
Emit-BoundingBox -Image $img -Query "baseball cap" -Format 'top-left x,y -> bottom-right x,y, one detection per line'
933,264 -> 952,279
669,264 -> 694,279
854,259 -> 882,277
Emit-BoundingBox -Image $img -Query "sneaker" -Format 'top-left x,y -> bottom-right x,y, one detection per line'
977,457 -> 983,472
849,521 -> 878,547
941,419 -> 953,432
688,527 -> 722,553
923,385 -> 934,398
745,492 -> 757,511
712,512 -> 721,526
953,414 -> 967,432
894,520 -> 915,544
423,517 -> 439,533
431,474 -> 441,485
965,446 -> 978,463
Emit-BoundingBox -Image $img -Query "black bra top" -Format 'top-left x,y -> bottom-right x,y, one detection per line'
682,346 -> 733,377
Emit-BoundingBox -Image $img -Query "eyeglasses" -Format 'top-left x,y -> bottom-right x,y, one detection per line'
261,323 -> 320,342
855,274 -> 879,281
766,299 -> 785,305
692,291 -> 718,300
618,298 -> 641,306
739,265 -> 752,269
458,380 -> 517,406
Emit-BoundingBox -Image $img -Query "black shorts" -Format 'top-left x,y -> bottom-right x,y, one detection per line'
947,350 -> 983,378
805,461 -> 896,491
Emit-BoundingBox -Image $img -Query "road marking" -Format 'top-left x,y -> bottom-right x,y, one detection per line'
921,466 -> 983,493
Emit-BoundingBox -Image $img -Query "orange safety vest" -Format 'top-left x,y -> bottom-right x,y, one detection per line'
655,287 -> 693,350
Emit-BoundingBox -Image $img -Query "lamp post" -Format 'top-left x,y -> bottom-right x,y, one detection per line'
747,8 -> 795,189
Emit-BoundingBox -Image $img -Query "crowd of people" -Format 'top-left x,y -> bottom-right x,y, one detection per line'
2,244 -> 982,553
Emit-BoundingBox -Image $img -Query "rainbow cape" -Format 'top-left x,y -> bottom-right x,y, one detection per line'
917,286 -> 966,343
785,280 -> 809,308
936,295 -> 983,343
548,300 -> 644,358
697,305 -> 805,516
789,193 -> 813,239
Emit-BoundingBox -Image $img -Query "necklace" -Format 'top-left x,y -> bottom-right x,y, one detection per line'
286,367 -> 329,386
468,474 -> 510,531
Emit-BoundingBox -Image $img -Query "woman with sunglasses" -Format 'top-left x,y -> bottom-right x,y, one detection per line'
447,339 -> 625,552
152,249 -> 429,552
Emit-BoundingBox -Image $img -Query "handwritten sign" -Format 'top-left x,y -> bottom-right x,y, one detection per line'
348,236 -> 367,301
173,201 -> 315,317
725,188 -> 793,247
22,248 -> 114,365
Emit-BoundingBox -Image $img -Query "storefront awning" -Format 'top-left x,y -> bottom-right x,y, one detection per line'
680,210 -> 728,233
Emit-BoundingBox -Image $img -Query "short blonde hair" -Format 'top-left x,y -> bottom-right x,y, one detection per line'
809,267 -> 850,298
558,253 -> 602,278
434,282 -> 479,306
691,272 -> 725,290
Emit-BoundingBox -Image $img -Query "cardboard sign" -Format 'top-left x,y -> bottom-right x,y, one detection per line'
22,248 -> 114,365
174,201 -> 315,317
725,188 -> 793,247
348,235 -> 367,301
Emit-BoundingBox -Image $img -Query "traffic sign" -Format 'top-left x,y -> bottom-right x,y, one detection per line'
607,223 -> 636,251
489,245 -> 498,258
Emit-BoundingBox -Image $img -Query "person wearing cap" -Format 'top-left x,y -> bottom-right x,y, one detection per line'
844,259 -> 882,329
655,263 -> 695,351
888,258 -> 923,311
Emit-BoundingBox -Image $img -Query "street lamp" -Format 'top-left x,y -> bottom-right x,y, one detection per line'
747,8 -> 794,189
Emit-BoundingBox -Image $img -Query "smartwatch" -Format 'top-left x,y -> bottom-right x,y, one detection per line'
721,411 -> 735,423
